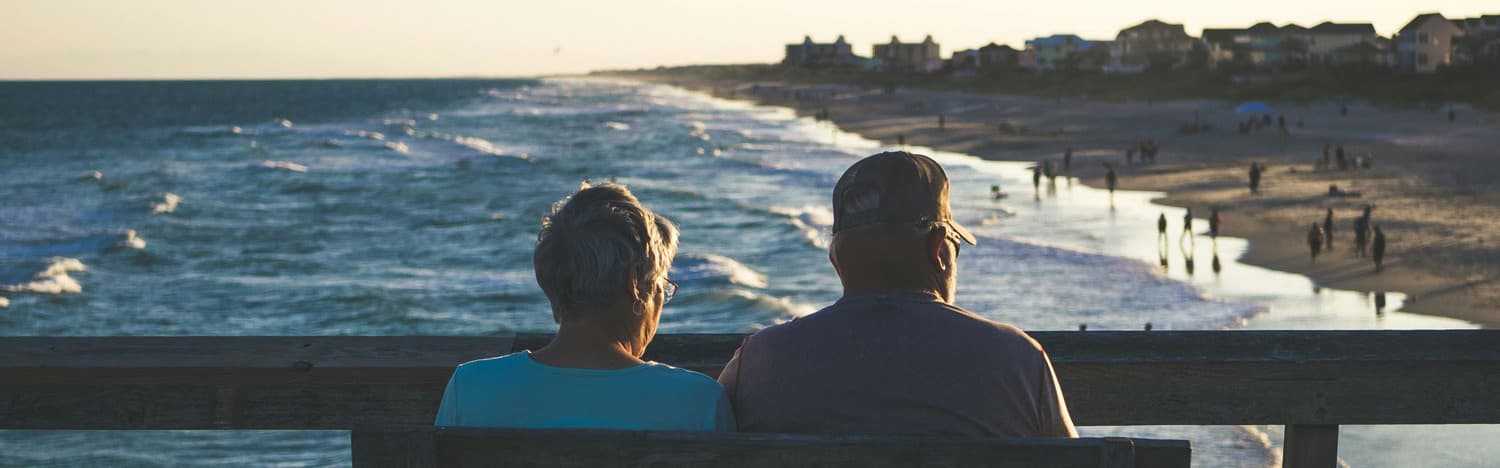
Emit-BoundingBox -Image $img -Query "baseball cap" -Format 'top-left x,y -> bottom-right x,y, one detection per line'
831,151 -> 977,245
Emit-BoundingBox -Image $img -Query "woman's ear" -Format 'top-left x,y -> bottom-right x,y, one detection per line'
625,276 -> 649,315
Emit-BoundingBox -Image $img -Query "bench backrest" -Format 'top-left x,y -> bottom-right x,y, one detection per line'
350,427 -> 1191,468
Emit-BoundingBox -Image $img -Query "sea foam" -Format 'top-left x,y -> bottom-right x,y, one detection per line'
258,161 -> 309,172
1,257 -> 87,295
149,193 -> 181,214
671,253 -> 769,289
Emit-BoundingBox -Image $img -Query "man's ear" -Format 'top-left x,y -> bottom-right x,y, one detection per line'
828,238 -> 842,276
928,226 -> 951,272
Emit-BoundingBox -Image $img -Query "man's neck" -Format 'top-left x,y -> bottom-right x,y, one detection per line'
841,285 -> 944,301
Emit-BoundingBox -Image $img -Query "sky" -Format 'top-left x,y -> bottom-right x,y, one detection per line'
3,0 -> 1494,80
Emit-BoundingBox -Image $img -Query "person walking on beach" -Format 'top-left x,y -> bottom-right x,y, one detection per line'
435,183 -> 732,431
1372,225 -> 1386,272
1182,209 -> 1194,237
1323,208 -> 1335,250
1044,161 -> 1058,184
1322,144 -> 1331,170
1209,209 -> 1221,239
1032,165 -> 1042,192
1308,223 -> 1324,262
1063,147 -> 1073,172
1248,163 -> 1263,194
719,151 -> 1077,438
1354,205 -> 1373,258
1336,145 -> 1348,171
1158,213 -> 1169,249
1105,165 -> 1118,195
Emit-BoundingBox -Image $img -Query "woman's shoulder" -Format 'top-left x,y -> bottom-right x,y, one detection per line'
451,352 -> 531,376
636,362 -> 725,394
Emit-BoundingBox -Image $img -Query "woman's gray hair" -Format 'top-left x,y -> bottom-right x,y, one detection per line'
534,182 -> 678,322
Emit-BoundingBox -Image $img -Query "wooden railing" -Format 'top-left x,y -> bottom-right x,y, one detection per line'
4,331 -> 1499,467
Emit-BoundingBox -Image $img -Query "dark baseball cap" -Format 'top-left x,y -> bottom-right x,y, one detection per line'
831,151 -> 976,245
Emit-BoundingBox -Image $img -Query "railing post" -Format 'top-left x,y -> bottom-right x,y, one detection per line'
1283,424 -> 1339,468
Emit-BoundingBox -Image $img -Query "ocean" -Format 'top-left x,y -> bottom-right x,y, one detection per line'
0,78 -> 1488,467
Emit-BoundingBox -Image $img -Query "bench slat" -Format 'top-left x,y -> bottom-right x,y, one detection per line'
351,428 -> 1191,468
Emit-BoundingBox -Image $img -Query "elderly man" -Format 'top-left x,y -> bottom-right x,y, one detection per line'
719,151 -> 1076,437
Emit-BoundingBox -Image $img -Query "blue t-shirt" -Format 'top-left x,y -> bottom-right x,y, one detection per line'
434,351 -> 735,431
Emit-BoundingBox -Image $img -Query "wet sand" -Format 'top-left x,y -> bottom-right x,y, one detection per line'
634,76 -> 1500,327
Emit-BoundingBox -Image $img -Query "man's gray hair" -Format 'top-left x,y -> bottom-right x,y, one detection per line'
534,182 -> 678,321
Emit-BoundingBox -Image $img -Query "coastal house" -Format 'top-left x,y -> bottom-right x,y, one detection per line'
1306,22 -> 1379,65
1453,14 -> 1500,65
872,35 -> 942,73
949,44 -> 1019,73
783,35 -> 863,68
1396,13 -> 1463,73
1109,19 -> 1198,73
1022,34 -> 1095,71
1201,28 -> 1246,69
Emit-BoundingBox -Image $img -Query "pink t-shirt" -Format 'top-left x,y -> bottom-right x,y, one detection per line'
719,290 -> 1077,437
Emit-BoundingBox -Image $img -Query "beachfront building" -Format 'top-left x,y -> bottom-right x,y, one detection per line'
872,35 -> 942,73
949,43 -> 1018,74
1453,14 -> 1500,65
783,35 -> 863,68
1108,19 -> 1198,73
1396,13 -> 1463,73
1021,34 -> 1095,71
1201,28 -> 1246,69
1306,22 -> 1380,65
1204,22 -> 1389,69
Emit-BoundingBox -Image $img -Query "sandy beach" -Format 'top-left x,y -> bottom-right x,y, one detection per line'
631,76 -> 1500,327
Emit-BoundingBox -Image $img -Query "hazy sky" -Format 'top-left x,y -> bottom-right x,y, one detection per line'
3,0 -> 1494,79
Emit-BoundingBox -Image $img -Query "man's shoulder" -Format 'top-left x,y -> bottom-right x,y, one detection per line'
931,304 -> 1045,351
744,297 -> 1042,353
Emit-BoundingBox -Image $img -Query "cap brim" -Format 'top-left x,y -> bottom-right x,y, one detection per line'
948,220 -> 977,245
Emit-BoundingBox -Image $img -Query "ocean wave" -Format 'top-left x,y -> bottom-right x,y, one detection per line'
273,118 -> 294,128
671,253 -> 768,289
765,205 -> 834,248
0,296 -> 8,307
662,289 -> 815,332
76,171 -> 103,182
342,130 -> 386,141
381,118 -> 418,127
149,193 -> 181,214
410,132 -> 528,160
383,142 -> 410,154
119,230 -> 147,249
603,121 -> 630,131
1,257 -> 86,295
257,160 -> 309,172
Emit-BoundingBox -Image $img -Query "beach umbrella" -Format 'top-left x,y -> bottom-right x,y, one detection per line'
1235,102 -> 1273,114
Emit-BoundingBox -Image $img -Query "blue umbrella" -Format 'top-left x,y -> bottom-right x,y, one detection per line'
1235,101 -> 1273,114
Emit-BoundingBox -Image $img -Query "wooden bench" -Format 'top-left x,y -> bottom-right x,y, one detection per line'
350,427 -> 1191,468
5,330 -> 1499,467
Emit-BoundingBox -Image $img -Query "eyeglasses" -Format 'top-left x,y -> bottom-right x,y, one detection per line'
662,279 -> 679,304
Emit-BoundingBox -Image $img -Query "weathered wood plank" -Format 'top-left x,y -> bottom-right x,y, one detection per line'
350,427 -> 1192,468
3,331 -> 1498,429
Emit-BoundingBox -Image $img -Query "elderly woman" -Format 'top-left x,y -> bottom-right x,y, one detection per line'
435,183 -> 733,431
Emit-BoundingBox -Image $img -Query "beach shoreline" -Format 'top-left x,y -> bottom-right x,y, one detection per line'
622,74 -> 1500,327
